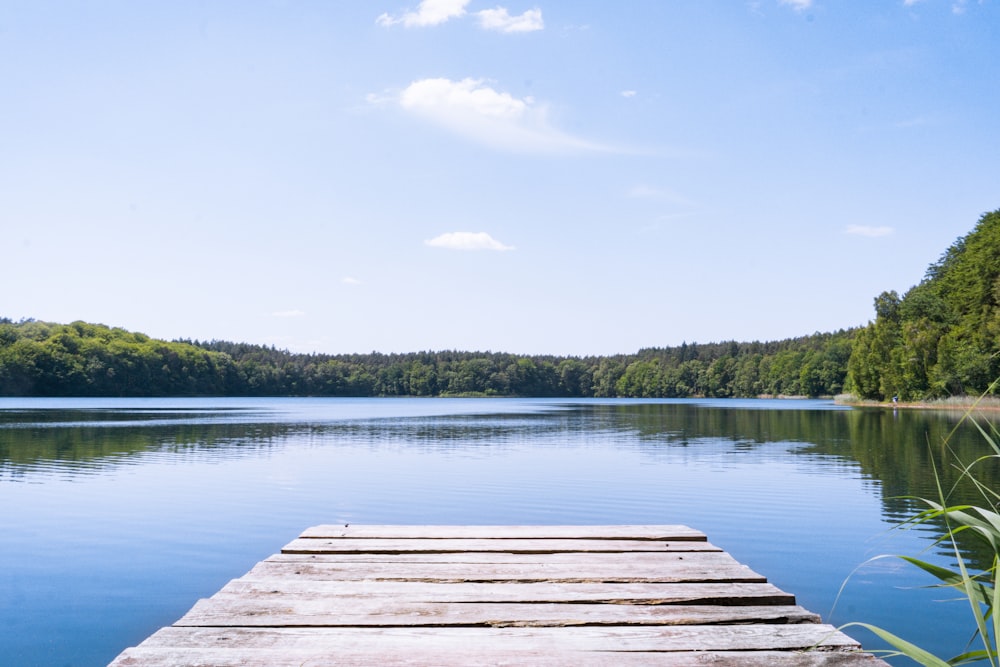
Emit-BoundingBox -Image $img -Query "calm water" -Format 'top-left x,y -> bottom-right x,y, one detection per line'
1,397 -> 995,666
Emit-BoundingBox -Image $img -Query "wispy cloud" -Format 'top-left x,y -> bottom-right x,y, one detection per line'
384,77 -> 611,154
620,90 -> 637,98
425,231 -> 515,251
377,0 -> 469,28
476,7 -> 544,32
847,225 -> 894,238
342,277 -> 362,286
896,0 -> 979,12
779,0 -> 813,11
272,309 -> 306,318
378,1 -> 543,32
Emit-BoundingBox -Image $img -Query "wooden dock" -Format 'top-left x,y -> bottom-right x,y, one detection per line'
109,525 -> 887,666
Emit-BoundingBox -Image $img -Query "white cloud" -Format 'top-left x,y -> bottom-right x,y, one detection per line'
272,309 -> 306,318
779,0 -> 812,10
342,277 -> 362,285
476,7 -> 544,32
425,231 -> 515,251
846,225 -> 894,238
377,0 -> 469,27
401,77 -> 528,119
379,2 -> 544,32
389,77 -> 611,154
620,90 -> 637,98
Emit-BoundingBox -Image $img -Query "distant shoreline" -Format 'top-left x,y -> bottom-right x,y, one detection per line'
835,395 -> 1000,411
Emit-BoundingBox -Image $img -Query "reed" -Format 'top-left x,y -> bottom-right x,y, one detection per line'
843,380 -> 1000,666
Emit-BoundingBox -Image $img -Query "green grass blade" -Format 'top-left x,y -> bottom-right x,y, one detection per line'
898,555 -> 987,600
992,555 -> 1000,665
840,623 -> 950,667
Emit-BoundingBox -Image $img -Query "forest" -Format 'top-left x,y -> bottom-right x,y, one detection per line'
847,209 -> 1000,401
1,208 -> 997,399
0,320 -> 852,399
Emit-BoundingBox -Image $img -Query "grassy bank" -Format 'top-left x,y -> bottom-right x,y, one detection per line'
835,394 -> 1000,411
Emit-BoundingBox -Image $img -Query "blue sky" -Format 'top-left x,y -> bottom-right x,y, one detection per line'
3,1 -> 998,355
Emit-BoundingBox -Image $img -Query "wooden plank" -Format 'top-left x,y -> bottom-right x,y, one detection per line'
266,550 -> 757,569
215,579 -> 798,606
300,524 -> 707,541
283,537 -> 723,554
177,598 -> 820,627
268,552 -> 731,565
111,647 -> 886,667
121,624 -> 862,652
251,552 -> 765,583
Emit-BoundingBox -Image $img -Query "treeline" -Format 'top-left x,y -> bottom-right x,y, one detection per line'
0,319 -> 853,398
846,209 -> 1000,401
197,333 -> 854,398
609,334 -> 852,398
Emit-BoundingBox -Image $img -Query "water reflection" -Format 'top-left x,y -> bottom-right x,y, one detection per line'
5,400 -> 997,517
0,421 -> 291,481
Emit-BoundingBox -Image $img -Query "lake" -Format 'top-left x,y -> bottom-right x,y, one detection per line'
1,397 -> 994,666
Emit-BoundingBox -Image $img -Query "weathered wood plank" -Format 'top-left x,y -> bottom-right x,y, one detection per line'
268,552 -> 731,566
251,552 -> 765,583
122,624 -> 862,652
177,599 -> 820,627
300,524 -> 707,541
215,579 -> 798,606
283,537 -> 723,554
111,647 -> 886,667
267,550 -> 756,568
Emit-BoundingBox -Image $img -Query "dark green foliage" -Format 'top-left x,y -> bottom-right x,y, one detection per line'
847,209 -> 1000,400
611,333 -> 853,399
0,319 -> 853,398
219,331 -> 850,398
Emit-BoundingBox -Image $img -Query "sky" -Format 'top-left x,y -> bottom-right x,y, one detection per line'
2,1 -> 998,356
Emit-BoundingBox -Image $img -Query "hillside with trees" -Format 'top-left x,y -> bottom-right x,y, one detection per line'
846,209 -> 1000,401
0,319 -> 853,398
0,320 -> 242,396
